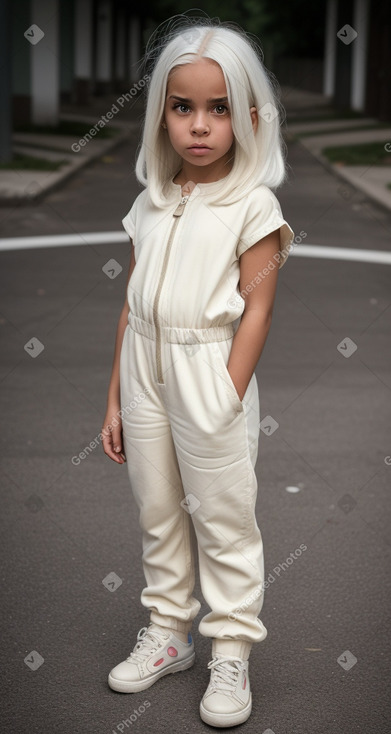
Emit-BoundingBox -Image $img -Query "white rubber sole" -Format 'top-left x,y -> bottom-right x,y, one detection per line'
108,651 -> 195,693
199,693 -> 252,728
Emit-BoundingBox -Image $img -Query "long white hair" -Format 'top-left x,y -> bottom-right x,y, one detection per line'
134,14 -> 289,207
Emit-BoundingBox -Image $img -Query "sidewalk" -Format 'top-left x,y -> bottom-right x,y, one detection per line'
282,86 -> 391,212
1,86 -> 391,211
0,94 -> 145,206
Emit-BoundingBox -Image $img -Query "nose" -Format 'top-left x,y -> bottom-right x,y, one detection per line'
190,111 -> 209,135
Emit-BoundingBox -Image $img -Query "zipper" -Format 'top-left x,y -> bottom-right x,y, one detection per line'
152,194 -> 190,384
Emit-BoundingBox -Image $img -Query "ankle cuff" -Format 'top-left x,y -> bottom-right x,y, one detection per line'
149,613 -> 192,635
212,639 -> 253,661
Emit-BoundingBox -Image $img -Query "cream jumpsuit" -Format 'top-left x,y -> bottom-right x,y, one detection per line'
119,176 -> 294,660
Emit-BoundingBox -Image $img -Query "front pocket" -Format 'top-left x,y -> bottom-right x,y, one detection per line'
212,341 -> 244,414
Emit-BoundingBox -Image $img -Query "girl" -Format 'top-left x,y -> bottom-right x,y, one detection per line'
102,15 -> 294,729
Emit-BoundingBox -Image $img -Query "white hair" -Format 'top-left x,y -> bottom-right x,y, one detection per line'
134,15 -> 290,207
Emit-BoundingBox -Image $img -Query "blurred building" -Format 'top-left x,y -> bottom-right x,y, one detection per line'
324,0 -> 390,120
11,0 -> 144,126
5,0 -> 391,129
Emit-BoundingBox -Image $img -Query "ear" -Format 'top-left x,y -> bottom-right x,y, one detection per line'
250,106 -> 258,134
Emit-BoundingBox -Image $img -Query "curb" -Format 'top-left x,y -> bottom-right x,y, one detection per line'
0,124 -> 136,207
286,131 -> 391,215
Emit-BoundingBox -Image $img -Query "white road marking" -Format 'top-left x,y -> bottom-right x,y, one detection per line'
292,244 -> 391,265
0,234 -> 390,264
0,232 -> 129,251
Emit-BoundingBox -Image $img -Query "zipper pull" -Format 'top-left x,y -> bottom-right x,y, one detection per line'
173,195 -> 189,217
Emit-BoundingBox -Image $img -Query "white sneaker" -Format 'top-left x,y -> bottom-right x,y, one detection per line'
199,653 -> 252,727
108,623 -> 195,693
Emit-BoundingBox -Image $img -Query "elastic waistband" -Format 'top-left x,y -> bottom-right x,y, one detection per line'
128,312 -> 235,344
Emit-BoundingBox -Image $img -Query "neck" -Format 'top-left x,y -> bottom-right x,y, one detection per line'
174,154 -> 233,186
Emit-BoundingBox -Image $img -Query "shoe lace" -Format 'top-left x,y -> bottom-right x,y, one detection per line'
126,626 -> 169,664
207,655 -> 245,693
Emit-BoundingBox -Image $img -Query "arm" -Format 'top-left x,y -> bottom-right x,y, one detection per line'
101,241 -> 136,463
227,229 -> 281,401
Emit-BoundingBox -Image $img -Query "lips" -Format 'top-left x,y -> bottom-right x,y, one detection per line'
188,145 -> 210,149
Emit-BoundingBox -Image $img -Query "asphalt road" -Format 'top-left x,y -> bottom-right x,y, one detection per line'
0,132 -> 390,734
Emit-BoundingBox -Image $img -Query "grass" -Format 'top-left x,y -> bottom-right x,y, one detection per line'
0,153 -> 68,171
297,123 -> 390,138
286,109 -> 366,124
14,119 -> 121,138
322,141 -> 391,166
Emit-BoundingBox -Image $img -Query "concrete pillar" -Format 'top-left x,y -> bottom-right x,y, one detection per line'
128,15 -> 141,84
351,0 -> 369,110
95,0 -> 112,94
74,0 -> 92,104
30,0 -> 59,125
323,0 -> 337,97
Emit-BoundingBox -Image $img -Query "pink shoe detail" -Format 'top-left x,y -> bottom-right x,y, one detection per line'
242,673 -> 247,689
153,658 -> 164,667
167,646 -> 178,657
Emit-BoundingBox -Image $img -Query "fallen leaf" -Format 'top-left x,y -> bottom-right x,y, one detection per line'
304,647 -> 322,651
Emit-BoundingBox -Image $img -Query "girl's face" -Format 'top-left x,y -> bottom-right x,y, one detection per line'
163,58 -> 235,179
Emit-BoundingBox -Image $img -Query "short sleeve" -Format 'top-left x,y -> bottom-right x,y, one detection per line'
237,187 -> 295,269
122,197 -> 138,241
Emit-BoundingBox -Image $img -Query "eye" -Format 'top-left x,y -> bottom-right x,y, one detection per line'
214,105 -> 229,115
172,103 -> 190,113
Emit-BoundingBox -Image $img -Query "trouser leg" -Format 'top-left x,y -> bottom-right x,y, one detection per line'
161,337 -> 268,656
119,325 -> 201,634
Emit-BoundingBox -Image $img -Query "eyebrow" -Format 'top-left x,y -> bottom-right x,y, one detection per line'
168,95 -> 228,104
